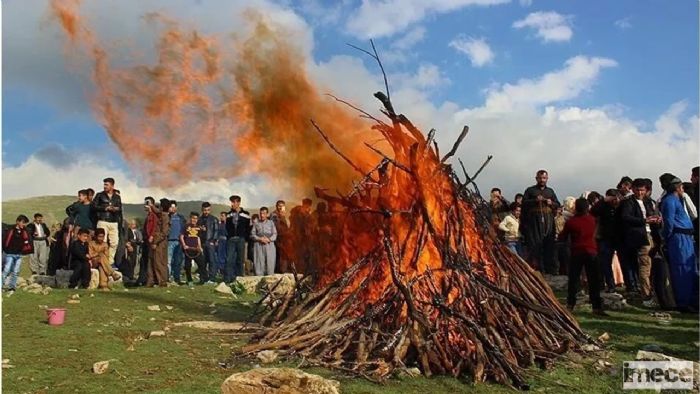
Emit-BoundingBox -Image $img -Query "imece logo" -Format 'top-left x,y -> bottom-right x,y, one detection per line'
623,361 -> 694,390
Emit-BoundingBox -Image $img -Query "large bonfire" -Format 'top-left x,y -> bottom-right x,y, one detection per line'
48,2 -> 592,388
240,51 -> 592,389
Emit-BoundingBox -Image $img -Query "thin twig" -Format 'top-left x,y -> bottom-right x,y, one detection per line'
441,125 -> 469,163
364,143 -> 412,174
310,119 -> 366,177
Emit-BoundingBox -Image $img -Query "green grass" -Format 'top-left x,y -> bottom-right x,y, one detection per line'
3,275 -> 697,394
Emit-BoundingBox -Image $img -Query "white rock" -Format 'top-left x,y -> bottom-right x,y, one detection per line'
147,305 -> 161,311
214,282 -> 234,295
221,368 -> 340,394
256,350 -> 278,364
148,331 -> 166,338
92,360 -> 109,374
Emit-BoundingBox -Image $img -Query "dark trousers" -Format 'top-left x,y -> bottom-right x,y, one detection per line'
225,237 -> 245,283
567,252 -> 602,309
619,247 -> 639,291
179,253 -> 198,283
123,248 -> 138,280
530,234 -> 557,274
136,243 -> 149,285
597,240 -> 616,290
199,242 -> 217,283
69,260 -> 91,288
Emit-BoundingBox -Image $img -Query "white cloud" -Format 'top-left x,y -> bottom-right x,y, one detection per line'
475,56 -> 617,112
614,17 -> 632,30
519,0 -> 533,6
512,11 -> 573,43
449,36 -> 495,67
393,26 -> 426,50
345,0 -> 510,39
1,152 -> 279,207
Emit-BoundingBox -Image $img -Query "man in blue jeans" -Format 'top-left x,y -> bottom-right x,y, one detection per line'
167,200 -> 185,283
197,202 -> 219,284
225,195 -> 250,284
2,215 -> 33,291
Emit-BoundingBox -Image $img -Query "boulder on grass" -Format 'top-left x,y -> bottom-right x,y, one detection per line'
221,368 -> 340,394
34,275 -> 57,287
55,269 -> 73,289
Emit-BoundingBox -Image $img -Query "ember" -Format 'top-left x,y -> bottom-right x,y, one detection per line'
240,48 -> 593,389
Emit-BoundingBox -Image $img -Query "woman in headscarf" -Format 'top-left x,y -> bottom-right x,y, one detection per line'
659,174 -> 698,312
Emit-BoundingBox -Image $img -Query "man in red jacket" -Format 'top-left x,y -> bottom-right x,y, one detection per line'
558,198 -> 608,316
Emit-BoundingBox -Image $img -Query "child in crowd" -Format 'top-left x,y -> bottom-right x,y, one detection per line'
179,212 -> 202,287
90,228 -> 122,290
558,198 -> 608,316
2,215 -> 33,291
498,203 -> 523,257
69,229 -> 93,289
251,207 -> 277,276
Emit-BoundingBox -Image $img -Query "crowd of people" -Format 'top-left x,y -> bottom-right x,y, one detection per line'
1,178 -> 324,291
490,167 -> 699,314
3,168 -> 698,316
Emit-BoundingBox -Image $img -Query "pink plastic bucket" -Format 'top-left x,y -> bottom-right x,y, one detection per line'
46,308 -> 66,326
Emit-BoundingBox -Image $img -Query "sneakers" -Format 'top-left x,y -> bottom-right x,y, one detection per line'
112,271 -> 123,281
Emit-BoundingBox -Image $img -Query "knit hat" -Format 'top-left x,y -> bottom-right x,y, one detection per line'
659,173 -> 682,192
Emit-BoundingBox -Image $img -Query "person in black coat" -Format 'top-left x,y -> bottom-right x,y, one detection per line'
619,178 -> 661,305
68,229 -> 93,289
591,189 -> 622,292
224,195 -> 251,283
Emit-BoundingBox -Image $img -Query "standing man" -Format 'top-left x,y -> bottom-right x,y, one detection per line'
619,178 -> 660,306
225,195 -> 250,284
137,197 -> 156,286
27,213 -> 50,275
688,166 -> 699,248
167,201 -> 185,283
197,202 -> 218,285
66,189 -> 94,237
521,170 -> 560,274
146,199 -> 170,287
215,211 -> 228,281
489,188 -> 511,222
270,200 -> 290,273
92,177 -> 122,266
125,219 -> 143,282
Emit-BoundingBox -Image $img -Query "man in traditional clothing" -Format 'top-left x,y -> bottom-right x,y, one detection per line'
521,170 -> 560,274
659,174 -> 698,313
146,199 -> 170,287
27,213 -> 50,275
270,200 -> 291,273
251,207 -> 277,276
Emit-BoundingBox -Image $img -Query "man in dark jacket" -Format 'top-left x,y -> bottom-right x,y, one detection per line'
3,215 -> 32,291
198,202 -> 219,284
68,229 -> 93,289
521,170 -> 561,274
225,195 -> 250,283
92,177 -> 122,266
619,178 -> 661,306
26,213 -> 50,275
591,189 -> 622,292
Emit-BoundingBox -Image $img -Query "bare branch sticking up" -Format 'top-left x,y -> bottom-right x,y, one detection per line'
441,126 -> 469,163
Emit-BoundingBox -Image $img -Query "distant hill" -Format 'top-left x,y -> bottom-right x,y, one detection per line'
1,195 -> 230,226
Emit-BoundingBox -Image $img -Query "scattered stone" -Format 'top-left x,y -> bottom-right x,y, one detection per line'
165,306 -> 173,311
24,283 -> 43,293
126,345 -> 135,352
597,332 -> 610,342
41,287 -> 52,295
16,277 -> 27,287
581,344 -> 601,352
210,309 -> 218,315
221,368 -> 340,394
92,360 -> 110,374
67,300 -> 80,304
149,318 -> 156,321
34,275 -> 57,287
70,294 -> 81,300
576,291 -> 628,310
641,344 -> 664,353
148,331 -> 166,338
172,321 -> 257,331
38,305 -> 48,309
112,309 -> 120,312
89,293 -> 95,298
55,270 -> 73,288
215,282 -> 234,296
2,359 -> 13,369
398,367 -> 421,377
147,305 -> 161,311
256,350 -> 278,364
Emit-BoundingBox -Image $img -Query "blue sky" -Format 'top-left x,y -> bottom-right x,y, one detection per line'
2,0 -> 698,204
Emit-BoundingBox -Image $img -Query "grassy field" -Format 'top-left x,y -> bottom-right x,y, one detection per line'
2,272 -> 697,394
1,196 -> 230,226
